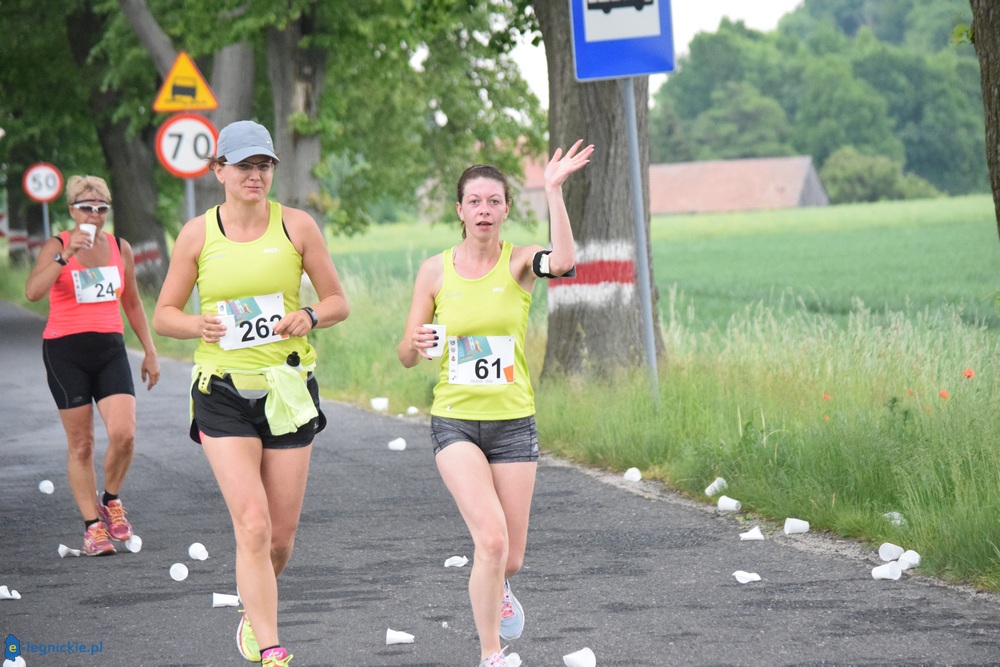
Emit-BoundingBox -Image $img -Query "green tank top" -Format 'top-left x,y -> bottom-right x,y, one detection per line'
431,241 -> 534,420
193,201 -> 316,371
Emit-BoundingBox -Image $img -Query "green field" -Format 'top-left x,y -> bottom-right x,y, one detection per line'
4,194 -> 1000,589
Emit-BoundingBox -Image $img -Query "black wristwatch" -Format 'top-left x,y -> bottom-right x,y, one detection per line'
300,306 -> 318,329
53,252 -> 68,266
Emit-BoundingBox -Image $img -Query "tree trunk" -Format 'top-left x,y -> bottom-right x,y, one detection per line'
971,0 -> 1000,240
69,5 -> 167,288
266,9 -> 326,222
534,0 -> 663,378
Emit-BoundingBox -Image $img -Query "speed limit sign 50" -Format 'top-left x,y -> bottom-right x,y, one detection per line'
23,162 -> 64,203
155,113 -> 218,179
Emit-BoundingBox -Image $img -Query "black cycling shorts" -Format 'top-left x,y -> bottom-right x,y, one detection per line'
42,332 -> 135,410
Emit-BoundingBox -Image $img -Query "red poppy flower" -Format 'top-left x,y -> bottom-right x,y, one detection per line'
939,389 -> 949,400
963,368 -> 974,379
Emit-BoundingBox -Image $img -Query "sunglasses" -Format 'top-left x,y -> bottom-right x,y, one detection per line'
231,161 -> 275,173
72,203 -> 111,215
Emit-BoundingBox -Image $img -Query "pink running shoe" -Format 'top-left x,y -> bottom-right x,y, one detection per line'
82,521 -> 116,556
97,498 -> 133,541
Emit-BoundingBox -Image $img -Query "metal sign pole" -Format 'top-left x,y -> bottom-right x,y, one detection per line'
42,203 -> 50,240
621,77 -> 659,402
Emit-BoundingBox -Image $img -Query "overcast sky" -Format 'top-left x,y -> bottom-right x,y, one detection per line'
512,0 -> 805,107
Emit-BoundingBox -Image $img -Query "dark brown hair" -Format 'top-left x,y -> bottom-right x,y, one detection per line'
456,164 -> 512,239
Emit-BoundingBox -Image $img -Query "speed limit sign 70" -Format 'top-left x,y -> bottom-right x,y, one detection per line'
155,113 -> 218,179
23,163 -> 64,203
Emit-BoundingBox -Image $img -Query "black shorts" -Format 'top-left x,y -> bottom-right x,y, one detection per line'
430,415 -> 539,463
190,374 -> 326,449
42,332 -> 135,410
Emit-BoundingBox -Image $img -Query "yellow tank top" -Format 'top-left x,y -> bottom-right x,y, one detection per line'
431,241 -> 534,420
193,201 -> 316,371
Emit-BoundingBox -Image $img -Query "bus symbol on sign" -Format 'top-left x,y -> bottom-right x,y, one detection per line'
171,76 -> 198,100
588,0 -> 653,12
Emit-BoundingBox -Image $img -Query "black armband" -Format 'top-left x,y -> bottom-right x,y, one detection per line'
532,250 -> 576,279
300,306 -> 318,329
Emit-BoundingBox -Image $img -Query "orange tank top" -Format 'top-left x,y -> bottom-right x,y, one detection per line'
42,231 -> 126,339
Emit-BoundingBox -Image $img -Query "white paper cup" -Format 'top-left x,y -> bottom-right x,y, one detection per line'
370,397 -> 389,411
878,542 -> 904,562
704,476 -> 728,496
385,628 -> 414,645
212,592 -> 240,608
783,517 -> 810,534
388,437 -> 407,451
732,570 -> 761,583
898,550 -> 921,570
444,555 -> 468,568
623,467 -> 642,482
739,526 -> 764,541
0,585 -> 14,600
717,495 -> 741,511
38,479 -> 55,494
563,647 -> 596,667
169,563 -> 189,581
188,542 -> 209,560
58,543 -> 80,558
80,223 -> 97,244
424,324 -> 446,357
406,406 -> 419,416
871,561 -> 902,580
125,535 -> 143,553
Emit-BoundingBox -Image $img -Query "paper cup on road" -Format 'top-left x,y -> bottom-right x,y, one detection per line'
370,397 -> 389,411
784,517 -> 809,534
80,223 -> 97,245
898,550 -> 921,570
871,561 -> 902,580
406,406 -> 419,416
506,653 -> 522,667
717,495 -> 741,511
58,543 -> 80,558
878,542 -> 904,562
212,593 -> 240,608
385,628 -> 414,645
704,476 -> 728,497
424,324 -> 446,358
38,479 -> 55,494
388,437 -> 407,451
0,586 -> 19,600
125,535 -> 143,553
623,467 -> 642,482
732,570 -> 761,583
169,563 -> 189,581
739,526 -> 764,541
563,647 -> 596,667
188,542 -> 209,560
444,555 -> 468,568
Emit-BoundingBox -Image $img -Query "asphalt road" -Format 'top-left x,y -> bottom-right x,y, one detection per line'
1,300 -> 999,667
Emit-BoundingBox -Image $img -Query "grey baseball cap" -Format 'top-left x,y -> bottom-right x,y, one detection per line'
216,120 -> 280,164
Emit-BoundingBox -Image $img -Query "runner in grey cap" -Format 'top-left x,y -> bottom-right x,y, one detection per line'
216,120 -> 280,164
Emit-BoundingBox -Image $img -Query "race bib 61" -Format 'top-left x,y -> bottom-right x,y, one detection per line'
447,335 -> 515,385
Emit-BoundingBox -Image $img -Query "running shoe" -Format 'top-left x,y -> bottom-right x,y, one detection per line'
236,611 -> 262,662
479,646 -> 509,667
82,521 -> 116,556
499,580 -> 524,641
96,498 -> 133,541
261,646 -> 293,667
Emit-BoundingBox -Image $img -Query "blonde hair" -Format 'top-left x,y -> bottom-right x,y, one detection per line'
66,175 -> 111,204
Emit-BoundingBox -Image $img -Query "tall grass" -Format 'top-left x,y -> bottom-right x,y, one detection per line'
4,195 -> 1000,588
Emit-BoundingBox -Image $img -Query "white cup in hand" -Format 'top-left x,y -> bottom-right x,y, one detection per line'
80,223 -> 97,246
424,324 -> 446,357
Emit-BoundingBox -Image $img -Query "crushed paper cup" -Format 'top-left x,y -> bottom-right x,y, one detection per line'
883,511 -> 907,527
623,467 -> 642,482
169,563 -> 189,581
507,653 -> 522,667
739,526 -> 764,541
188,542 -> 209,560
898,550 -> 921,570
58,544 -> 81,558
732,570 -> 761,583
0,586 -> 21,600
444,555 -> 469,567
563,647 -> 596,667
783,517 -> 809,534
878,542 -> 904,562
385,628 -> 414,645
388,437 -> 407,451
872,562 -> 902,580
717,495 -> 741,511
38,479 -> 55,494
370,397 -> 389,411
704,476 -> 728,496
212,592 -> 240,608
125,535 -> 143,553
406,406 -> 420,416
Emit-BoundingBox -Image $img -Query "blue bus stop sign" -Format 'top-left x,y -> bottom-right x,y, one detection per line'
570,0 -> 674,81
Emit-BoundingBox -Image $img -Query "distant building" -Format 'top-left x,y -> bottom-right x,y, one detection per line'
515,155 -> 828,220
